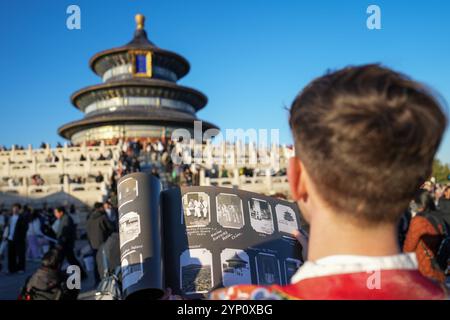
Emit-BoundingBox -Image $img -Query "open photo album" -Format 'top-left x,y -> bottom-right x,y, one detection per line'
117,172 -> 308,299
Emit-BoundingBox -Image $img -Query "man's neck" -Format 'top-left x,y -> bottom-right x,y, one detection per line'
307,210 -> 400,262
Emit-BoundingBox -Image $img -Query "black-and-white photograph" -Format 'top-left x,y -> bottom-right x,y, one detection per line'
180,248 -> 213,294
182,192 -> 210,227
121,250 -> 144,290
255,253 -> 281,286
275,204 -> 299,237
284,258 -> 302,284
118,177 -> 139,210
118,211 -> 141,248
249,198 -> 274,234
220,249 -> 251,287
216,193 -> 245,229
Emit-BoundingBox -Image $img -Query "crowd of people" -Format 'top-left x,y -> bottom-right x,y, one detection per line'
0,199 -> 120,300
0,203 -> 86,273
127,138 -> 261,188
115,138 -> 204,187
0,141 -> 119,152
0,142 -> 69,152
0,141 -> 134,300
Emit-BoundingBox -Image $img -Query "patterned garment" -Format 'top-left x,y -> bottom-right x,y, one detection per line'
403,215 -> 446,283
210,254 -> 447,300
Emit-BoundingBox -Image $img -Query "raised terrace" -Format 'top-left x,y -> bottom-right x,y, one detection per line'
0,142 -> 119,206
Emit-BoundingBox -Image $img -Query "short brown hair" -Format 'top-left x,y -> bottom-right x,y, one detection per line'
289,64 -> 447,225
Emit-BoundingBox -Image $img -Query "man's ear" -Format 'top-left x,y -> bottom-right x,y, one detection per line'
288,157 -> 306,201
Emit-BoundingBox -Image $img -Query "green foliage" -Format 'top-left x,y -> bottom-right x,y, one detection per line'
432,159 -> 450,183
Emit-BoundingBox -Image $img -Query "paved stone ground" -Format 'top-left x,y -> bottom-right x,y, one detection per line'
2,239 -> 449,300
0,260 -> 40,299
0,240 -> 97,300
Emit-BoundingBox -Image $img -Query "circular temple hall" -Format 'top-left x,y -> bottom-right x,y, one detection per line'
58,14 -> 218,145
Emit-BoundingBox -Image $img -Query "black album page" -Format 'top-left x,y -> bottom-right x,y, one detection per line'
161,186 -> 307,298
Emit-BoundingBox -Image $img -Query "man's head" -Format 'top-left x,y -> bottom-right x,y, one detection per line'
103,201 -> 112,212
444,186 -> 450,200
94,202 -> 104,212
54,206 -> 65,219
12,203 -> 21,215
413,189 -> 435,213
288,64 -> 447,226
41,248 -> 63,270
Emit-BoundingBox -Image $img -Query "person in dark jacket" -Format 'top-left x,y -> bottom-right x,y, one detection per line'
103,201 -> 118,226
5,203 -> 28,273
438,186 -> 450,214
86,202 -> 115,284
53,207 -> 86,279
21,248 -> 79,300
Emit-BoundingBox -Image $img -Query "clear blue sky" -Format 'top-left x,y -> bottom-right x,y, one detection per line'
0,0 -> 449,162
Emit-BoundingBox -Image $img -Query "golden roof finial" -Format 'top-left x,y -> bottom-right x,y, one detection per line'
135,13 -> 145,30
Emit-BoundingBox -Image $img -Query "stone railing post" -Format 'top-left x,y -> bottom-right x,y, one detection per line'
23,176 -> 29,197
86,157 -> 92,175
82,142 -> 87,158
6,160 -> 11,177
233,168 -> 240,187
265,168 -> 273,193
32,156 -> 37,176
11,144 -> 16,160
199,168 -> 206,186
249,142 -> 257,167
63,142 -> 68,159
63,174 -> 70,194
61,155 -> 65,175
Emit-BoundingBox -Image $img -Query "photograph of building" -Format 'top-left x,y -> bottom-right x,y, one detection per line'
249,198 -> 274,235
220,249 -> 251,287
121,251 -> 144,290
180,248 -> 213,294
255,253 -> 281,286
275,204 -> 299,237
117,176 -> 139,210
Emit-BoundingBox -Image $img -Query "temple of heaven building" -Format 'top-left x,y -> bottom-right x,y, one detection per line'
58,14 -> 218,145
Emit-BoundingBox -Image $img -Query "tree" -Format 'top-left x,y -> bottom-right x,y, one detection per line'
432,159 -> 450,183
